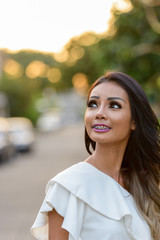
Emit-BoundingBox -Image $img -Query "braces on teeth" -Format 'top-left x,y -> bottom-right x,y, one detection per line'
94,126 -> 109,129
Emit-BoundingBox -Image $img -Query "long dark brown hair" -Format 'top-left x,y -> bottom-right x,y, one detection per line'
85,71 -> 160,240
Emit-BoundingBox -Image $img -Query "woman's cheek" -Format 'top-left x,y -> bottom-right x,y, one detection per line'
85,112 -> 92,130
85,111 -> 93,124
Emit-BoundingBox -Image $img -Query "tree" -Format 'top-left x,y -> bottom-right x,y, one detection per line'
1,0 -> 160,121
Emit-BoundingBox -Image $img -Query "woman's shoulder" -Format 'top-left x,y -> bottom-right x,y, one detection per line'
47,161 -> 130,197
52,161 -> 88,181
48,162 -> 128,193
45,161 -> 132,220
46,161 -> 91,193
47,161 -> 109,192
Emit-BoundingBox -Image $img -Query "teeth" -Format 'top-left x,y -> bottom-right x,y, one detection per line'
94,125 -> 109,130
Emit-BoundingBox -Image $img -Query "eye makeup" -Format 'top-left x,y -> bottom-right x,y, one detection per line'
87,99 -> 122,109
87,100 -> 97,108
109,100 -> 122,109
87,95 -> 125,110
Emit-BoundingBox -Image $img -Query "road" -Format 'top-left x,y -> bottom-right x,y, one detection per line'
0,123 -> 88,240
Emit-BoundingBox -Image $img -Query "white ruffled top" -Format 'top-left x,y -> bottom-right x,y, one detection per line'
31,162 -> 152,240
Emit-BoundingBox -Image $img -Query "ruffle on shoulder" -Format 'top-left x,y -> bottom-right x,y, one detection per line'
31,162 -> 149,240
31,182 -> 85,240
50,162 -> 131,221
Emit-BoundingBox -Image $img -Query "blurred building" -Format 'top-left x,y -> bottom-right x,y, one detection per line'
36,89 -> 86,131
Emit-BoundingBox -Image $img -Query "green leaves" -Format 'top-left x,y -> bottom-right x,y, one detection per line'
1,0 -> 160,122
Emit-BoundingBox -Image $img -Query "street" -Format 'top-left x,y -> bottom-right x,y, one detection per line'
0,123 -> 88,240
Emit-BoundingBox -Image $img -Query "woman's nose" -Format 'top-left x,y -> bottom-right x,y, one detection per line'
95,107 -> 107,119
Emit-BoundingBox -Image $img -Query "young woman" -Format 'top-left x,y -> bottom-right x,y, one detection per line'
31,72 -> 160,240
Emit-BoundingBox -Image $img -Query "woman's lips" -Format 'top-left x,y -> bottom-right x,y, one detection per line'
92,124 -> 111,132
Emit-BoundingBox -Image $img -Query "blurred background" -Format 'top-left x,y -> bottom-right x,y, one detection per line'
0,0 -> 160,239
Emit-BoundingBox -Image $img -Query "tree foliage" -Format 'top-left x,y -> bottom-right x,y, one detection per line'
0,0 -> 159,122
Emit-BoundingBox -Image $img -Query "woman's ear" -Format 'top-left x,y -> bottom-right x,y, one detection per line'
131,121 -> 136,130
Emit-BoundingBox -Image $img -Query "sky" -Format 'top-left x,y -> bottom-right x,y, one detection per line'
0,0 -> 130,53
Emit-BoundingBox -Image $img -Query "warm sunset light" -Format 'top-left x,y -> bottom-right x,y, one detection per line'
47,68 -> 61,83
3,59 -> 23,78
72,73 -> 88,94
25,61 -> 49,79
0,0 -> 132,53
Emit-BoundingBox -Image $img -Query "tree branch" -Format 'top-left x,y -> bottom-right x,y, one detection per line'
143,6 -> 160,34
132,43 -> 160,57
139,0 -> 160,7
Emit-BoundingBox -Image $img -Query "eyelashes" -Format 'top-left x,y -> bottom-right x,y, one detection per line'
87,100 -> 122,109
87,100 -> 97,108
109,101 -> 122,109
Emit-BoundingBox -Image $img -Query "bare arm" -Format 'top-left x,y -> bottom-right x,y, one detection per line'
48,209 -> 69,240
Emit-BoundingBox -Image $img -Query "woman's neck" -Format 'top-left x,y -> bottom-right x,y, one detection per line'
85,142 -> 126,183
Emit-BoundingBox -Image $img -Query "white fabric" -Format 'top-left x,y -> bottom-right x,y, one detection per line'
31,162 -> 152,240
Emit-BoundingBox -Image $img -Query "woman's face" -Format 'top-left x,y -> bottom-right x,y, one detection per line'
85,81 -> 135,146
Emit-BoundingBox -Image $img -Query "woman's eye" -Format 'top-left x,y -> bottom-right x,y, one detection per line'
109,101 -> 121,109
87,101 -> 97,108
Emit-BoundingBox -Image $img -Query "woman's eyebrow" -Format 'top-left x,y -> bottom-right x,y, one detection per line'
107,97 -> 126,103
90,96 -> 99,99
90,96 -> 126,103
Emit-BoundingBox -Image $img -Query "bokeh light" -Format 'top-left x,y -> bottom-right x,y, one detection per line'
112,0 -> 133,12
66,46 -> 85,66
70,46 -> 85,61
3,59 -> 23,78
25,61 -> 49,79
47,68 -> 61,83
53,50 -> 69,63
72,73 -> 88,94
78,33 -> 99,46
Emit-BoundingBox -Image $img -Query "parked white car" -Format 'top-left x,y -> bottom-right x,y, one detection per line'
0,117 -> 15,162
7,117 -> 35,152
37,109 -> 62,132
